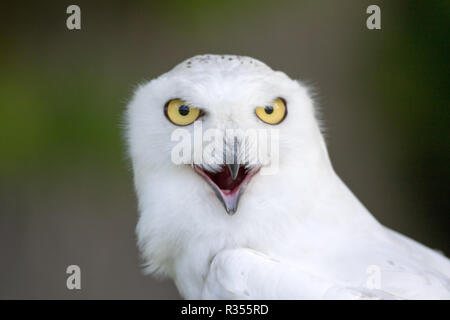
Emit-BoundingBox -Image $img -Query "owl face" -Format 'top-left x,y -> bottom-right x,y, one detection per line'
126,55 -> 327,218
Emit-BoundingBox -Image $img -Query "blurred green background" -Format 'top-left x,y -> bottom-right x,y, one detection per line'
0,1 -> 448,299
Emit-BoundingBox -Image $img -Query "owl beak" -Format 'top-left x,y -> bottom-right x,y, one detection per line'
193,165 -> 260,215
227,163 -> 240,180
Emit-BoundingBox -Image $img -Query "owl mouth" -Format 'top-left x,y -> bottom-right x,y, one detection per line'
193,164 -> 260,215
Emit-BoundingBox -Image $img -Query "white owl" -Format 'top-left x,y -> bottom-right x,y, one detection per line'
125,54 -> 450,299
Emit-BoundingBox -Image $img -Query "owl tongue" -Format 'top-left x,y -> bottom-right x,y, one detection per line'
193,164 -> 260,215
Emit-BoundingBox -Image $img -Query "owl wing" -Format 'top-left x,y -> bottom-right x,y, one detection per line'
200,248 -> 399,299
201,230 -> 450,300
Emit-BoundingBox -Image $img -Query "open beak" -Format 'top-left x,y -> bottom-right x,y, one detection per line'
193,164 -> 260,215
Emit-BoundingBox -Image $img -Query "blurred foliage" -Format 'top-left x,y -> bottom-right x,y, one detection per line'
0,66 -> 127,176
374,0 -> 449,216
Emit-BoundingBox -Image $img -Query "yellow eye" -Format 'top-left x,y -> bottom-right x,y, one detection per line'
165,99 -> 201,126
255,98 -> 287,125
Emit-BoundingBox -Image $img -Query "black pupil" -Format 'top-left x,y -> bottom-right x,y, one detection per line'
264,106 -> 274,114
178,105 -> 190,116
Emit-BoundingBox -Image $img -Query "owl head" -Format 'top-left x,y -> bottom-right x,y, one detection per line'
125,55 -> 332,276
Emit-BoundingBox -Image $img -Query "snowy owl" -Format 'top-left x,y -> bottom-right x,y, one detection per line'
125,54 -> 450,299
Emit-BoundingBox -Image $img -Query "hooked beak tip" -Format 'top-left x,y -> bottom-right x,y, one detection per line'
227,163 -> 240,180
